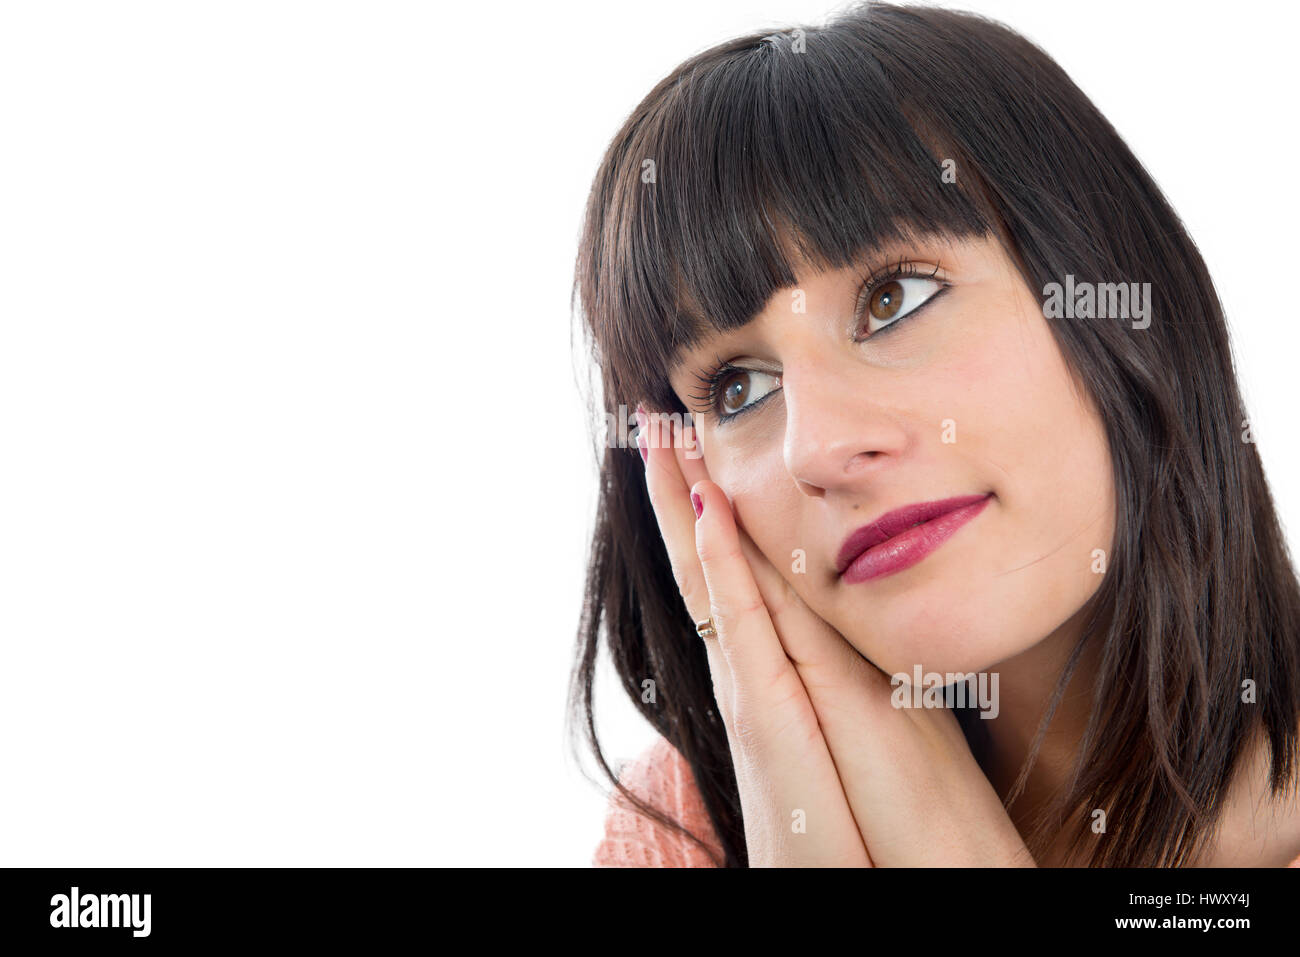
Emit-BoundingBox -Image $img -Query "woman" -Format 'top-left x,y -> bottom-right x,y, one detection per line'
567,1 -> 1300,866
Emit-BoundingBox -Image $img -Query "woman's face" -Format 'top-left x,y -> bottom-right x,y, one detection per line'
667,233 -> 1115,677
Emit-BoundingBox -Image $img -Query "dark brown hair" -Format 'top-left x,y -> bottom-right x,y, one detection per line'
566,1 -> 1300,866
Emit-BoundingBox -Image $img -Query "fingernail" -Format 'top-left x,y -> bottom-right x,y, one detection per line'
691,492 -> 703,519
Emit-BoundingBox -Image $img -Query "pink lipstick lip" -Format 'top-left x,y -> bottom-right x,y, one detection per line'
836,493 -> 993,583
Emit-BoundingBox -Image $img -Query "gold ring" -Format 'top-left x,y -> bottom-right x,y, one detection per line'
695,617 -> 717,640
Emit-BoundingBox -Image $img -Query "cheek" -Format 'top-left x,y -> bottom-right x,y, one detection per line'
852,302 -> 1116,672
711,450 -> 802,558
990,315 -> 1114,542
946,294 -> 1113,526
957,310 -> 1114,656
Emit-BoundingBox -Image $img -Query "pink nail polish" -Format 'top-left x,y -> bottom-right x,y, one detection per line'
691,492 -> 703,519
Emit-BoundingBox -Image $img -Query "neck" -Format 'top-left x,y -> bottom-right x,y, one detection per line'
977,604 -> 1099,863
975,606 -> 1300,867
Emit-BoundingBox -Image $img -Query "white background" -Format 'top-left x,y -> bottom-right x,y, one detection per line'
0,0 -> 1295,866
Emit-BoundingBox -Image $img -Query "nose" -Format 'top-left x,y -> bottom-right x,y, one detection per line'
782,363 -> 908,497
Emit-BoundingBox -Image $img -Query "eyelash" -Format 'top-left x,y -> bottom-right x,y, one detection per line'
686,357 -> 767,423
851,258 -> 945,340
686,259 -> 947,424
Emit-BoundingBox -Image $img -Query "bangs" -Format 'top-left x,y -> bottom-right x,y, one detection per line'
577,17 -> 994,411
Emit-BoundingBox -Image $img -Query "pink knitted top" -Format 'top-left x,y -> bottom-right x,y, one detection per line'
592,735 -> 1300,867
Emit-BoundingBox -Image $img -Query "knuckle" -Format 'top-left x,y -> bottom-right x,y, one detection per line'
729,701 -> 764,751
711,592 -> 767,636
696,534 -> 742,568
729,685 -> 777,742
670,561 -> 701,603
644,483 -> 670,521
733,684 -> 817,756
710,678 -> 732,722
762,577 -> 798,621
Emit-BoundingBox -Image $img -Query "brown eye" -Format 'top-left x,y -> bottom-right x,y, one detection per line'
858,276 -> 945,337
713,369 -> 781,418
719,371 -> 750,414
869,280 -> 904,321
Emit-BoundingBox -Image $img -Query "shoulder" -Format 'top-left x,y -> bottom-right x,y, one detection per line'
591,735 -> 725,867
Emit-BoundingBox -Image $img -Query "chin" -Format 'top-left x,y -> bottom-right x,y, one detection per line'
850,632 -> 1013,681
839,589 -> 1035,679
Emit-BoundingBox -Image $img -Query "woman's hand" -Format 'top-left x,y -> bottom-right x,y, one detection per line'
726,511 -> 1037,868
639,410 -> 1036,867
638,409 -> 872,867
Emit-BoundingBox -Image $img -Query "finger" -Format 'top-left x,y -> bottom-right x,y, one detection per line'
691,479 -> 876,866
723,525 -> 920,866
729,525 -> 930,844
690,479 -> 795,696
637,409 -> 735,717
666,420 -> 744,718
732,526 -> 900,766
674,420 -> 710,491
734,528 -> 876,678
640,409 -> 710,623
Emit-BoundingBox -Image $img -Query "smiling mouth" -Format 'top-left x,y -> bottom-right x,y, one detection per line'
836,493 -> 994,584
